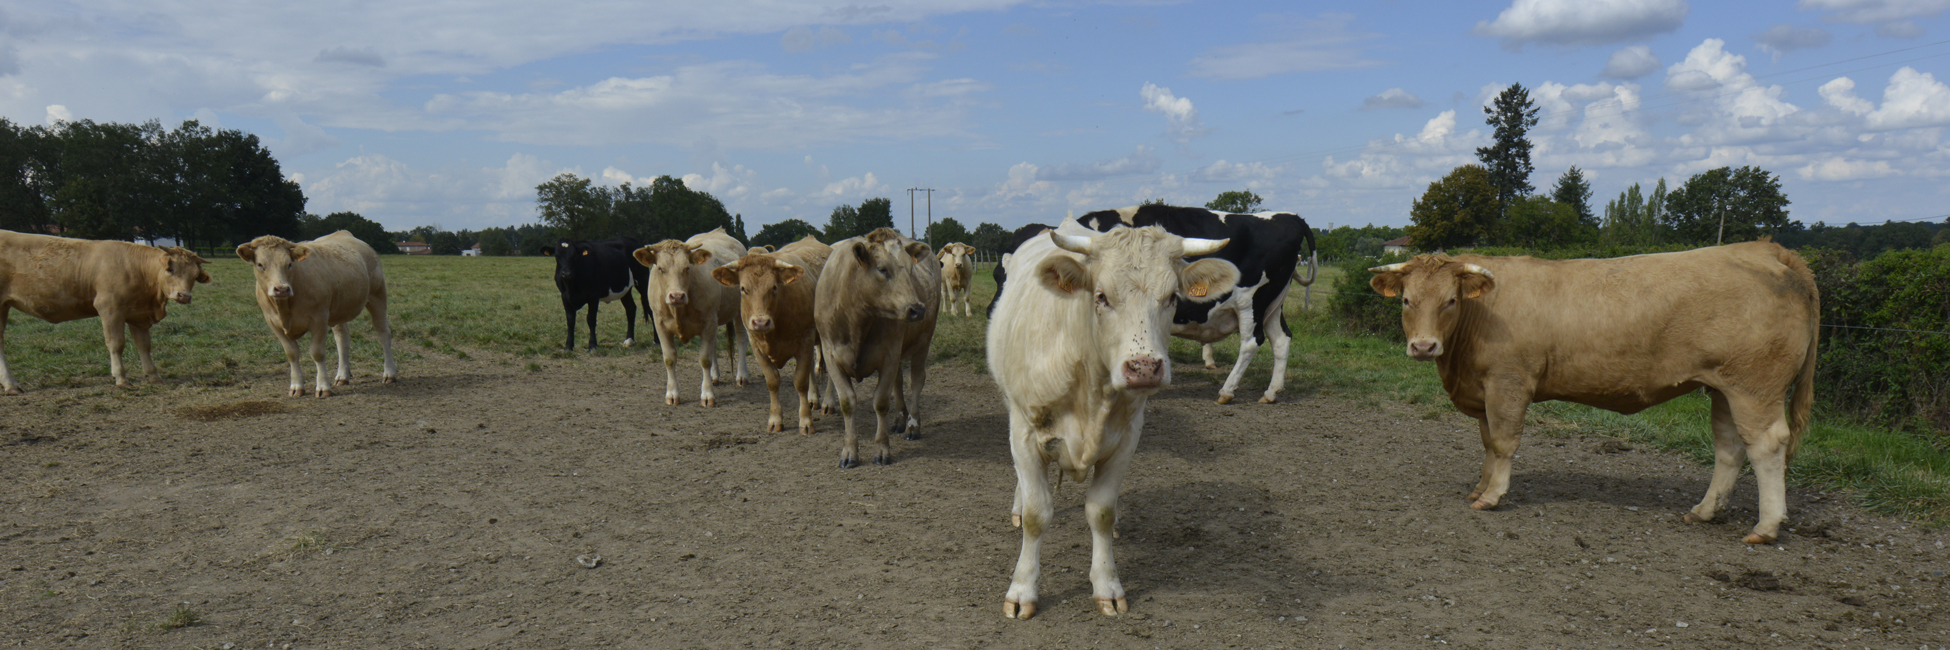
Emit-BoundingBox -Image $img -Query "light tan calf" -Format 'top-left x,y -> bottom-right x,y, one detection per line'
1369,241 -> 1818,544
636,227 -> 747,406
713,235 -> 832,434
814,228 -> 940,468
938,242 -> 976,317
0,231 -> 212,393
237,231 -> 398,397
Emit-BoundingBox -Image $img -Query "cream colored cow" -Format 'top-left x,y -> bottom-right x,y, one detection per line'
0,231 -> 212,393
636,227 -> 747,406
237,231 -> 398,397
937,242 -> 976,317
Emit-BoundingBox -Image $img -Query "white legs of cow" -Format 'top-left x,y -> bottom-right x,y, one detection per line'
1683,389 -> 1793,544
660,318 -> 747,407
275,301 -> 397,398
1004,405 -> 1141,619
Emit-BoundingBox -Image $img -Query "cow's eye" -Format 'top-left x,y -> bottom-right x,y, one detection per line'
1095,292 -> 1110,308
740,287 -> 748,294
1166,294 -> 1178,308
879,267 -> 891,278
1445,298 -> 1457,309
1402,298 -> 1411,307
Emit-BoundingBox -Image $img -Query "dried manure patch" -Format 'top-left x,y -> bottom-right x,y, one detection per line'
0,354 -> 1944,649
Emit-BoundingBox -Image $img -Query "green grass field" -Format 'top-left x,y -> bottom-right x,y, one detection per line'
6,254 -> 1946,527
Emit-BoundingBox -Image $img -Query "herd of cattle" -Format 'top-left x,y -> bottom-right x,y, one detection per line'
0,203 -> 1821,620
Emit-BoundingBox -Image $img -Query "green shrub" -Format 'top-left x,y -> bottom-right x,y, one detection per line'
1806,244 -> 1950,438
1329,253 -> 1405,340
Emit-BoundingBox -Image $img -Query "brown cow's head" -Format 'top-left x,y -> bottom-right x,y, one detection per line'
937,242 -> 973,278
156,246 -> 212,305
848,228 -> 934,322
712,252 -> 804,333
1368,254 -> 1495,360
1039,227 -> 1237,392
635,240 -> 714,306
236,236 -> 311,300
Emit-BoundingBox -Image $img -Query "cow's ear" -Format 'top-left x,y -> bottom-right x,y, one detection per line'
938,250 -> 951,263
290,245 -> 310,262
905,241 -> 932,262
1180,258 -> 1240,304
197,268 -> 212,284
1036,256 -> 1091,296
541,246 -> 555,256
852,242 -> 875,268
688,247 -> 713,265
632,247 -> 655,266
711,265 -> 741,287
1369,270 -> 1404,298
777,264 -> 804,285
1457,268 -> 1495,300
235,242 -> 257,263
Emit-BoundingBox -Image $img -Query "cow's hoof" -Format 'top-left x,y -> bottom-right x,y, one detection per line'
288,388 -> 303,397
874,452 -> 893,466
1742,532 -> 1776,545
622,338 -> 633,348
1466,489 -> 1484,501
115,379 -> 132,389
798,423 -> 815,436
334,379 -> 350,387
1010,513 -> 1021,528
1203,363 -> 1219,370
735,378 -> 749,387
1469,499 -> 1497,510
1003,600 -> 1036,620
840,457 -> 859,469
766,420 -> 784,433
3,386 -> 19,396
1259,395 -> 1278,404
382,375 -> 398,384
1682,512 -> 1708,523
665,395 -> 681,406
700,397 -> 716,408
890,419 -> 907,435
1215,394 -> 1234,405
1094,597 -> 1128,616
903,432 -> 920,441
315,389 -> 331,398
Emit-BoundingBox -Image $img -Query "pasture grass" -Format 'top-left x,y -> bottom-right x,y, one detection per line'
6,255 -> 1945,527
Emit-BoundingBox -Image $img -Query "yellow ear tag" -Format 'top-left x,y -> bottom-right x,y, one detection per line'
1188,281 -> 1209,298
581,250 -> 589,256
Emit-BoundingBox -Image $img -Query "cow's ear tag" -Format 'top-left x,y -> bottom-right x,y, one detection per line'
581,250 -> 589,256
1188,281 -> 1209,298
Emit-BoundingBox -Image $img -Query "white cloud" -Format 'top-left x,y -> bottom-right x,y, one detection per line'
821,172 -> 881,198
1877,20 -> 1927,37
1865,67 -> 1950,130
781,26 -> 850,52
44,104 -> 72,124
1360,88 -> 1424,110
1475,0 -> 1689,48
1140,82 -> 1210,145
1037,147 -> 1161,181
1664,39 -> 1800,145
1799,0 -> 1950,24
1798,156 -> 1899,181
1755,24 -> 1832,59
1602,45 -> 1661,78
1820,77 -> 1875,116
681,162 -> 762,200
1191,160 -> 1284,183
1185,14 -> 1383,80
303,152 -> 570,229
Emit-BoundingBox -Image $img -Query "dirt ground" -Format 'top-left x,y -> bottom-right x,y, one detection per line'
2,349 -> 1947,649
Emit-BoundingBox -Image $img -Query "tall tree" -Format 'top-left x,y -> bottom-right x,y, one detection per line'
1476,83 -> 1541,216
751,218 -> 822,249
1205,189 -> 1264,214
1497,196 -> 1596,248
970,222 -> 1008,254
1661,166 -> 1795,245
534,173 -> 612,241
300,211 -> 398,254
1550,165 -> 1594,225
1601,179 -> 1665,247
925,217 -> 972,247
823,197 -> 895,242
0,119 -> 53,234
1406,165 -> 1499,251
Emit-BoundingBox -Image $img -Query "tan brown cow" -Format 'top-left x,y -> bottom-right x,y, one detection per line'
0,231 -> 212,393
815,227 -> 940,468
938,242 -> 976,317
713,235 -> 832,434
636,227 -> 747,406
1368,241 -> 1818,544
237,231 -> 398,397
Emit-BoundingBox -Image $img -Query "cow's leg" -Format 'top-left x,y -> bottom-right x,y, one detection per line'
0,309 -> 19,394
330,322 -> 352,386
276,331 -> 304,397
889,358 -> 909,437
309,317 -> 332,398
834,371 -> 862,468
584,300 -> 600,352
561,300 -> 578,350
902,348 -> 928,440
659,326 -> 682,406
814,344 -> 838,414
1685,389 -> 1747,526
368,296 -> 398,382
1215,307 -> 1259,404
1718,390 -> 1791,544
871,354 -> 900,465
1085,416 -> 1142,616
1004,408 -> 1052,620
1260,316 -> 1293,404
792,347 -> 816,435
99,312 -> 130,388
757,348 -> 784,432
1468,390 -> 1530,510
1201,343 -> 1218,370
731,320 -> 749,387
620,292 -> 637,348
129,321 -> 159,383
698,320 -> 720,407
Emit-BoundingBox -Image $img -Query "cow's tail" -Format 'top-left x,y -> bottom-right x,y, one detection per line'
1291,221 -> 1319,287
1784,249 -> 1819,467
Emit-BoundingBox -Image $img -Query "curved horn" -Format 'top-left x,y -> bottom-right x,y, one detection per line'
1181,237 -> 1229,257
1368,262 -> 1409,274
1459,263 -> 1494,279
1050,231 -> 1094,254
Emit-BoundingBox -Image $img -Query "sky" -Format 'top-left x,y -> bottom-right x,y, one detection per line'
7,0 -> 1950,234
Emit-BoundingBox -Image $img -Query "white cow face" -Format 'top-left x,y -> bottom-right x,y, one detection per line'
158,247 -> 212,305
634,240 -> 713,306
1037,227 -> 1237,392
850,229 -> 934,322
236,236 -> 311,300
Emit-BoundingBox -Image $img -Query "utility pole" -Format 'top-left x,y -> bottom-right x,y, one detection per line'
908,187 -> 935,246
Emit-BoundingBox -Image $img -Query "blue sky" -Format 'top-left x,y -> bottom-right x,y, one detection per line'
8,0 -> 1950,234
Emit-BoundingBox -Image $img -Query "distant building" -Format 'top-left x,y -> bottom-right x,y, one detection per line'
1382,236 -> 1412,256
397,242 -> 432,255
460,243 -> 482,257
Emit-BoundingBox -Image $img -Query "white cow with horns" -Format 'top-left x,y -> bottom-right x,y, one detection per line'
986,220 -> 1239,620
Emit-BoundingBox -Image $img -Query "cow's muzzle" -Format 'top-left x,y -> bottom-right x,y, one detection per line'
666,292 -> 689,305
171,291 -> 193,305
269,285 -> 294,299
1407,338 -> 1442,360
1122,357 -> 1164,390
748,316 -> 774,332
903,304 -> 925,322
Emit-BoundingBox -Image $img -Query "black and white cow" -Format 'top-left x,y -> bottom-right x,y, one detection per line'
1076,205 -> 1317,405
542,238 -> 651,351
986,223 -> 1054,319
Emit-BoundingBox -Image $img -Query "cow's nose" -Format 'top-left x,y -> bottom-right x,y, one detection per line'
270,285 -> 293,298
904,304 -> 925,322
1407,339 -> 1442,360
1122,357 -> 1164,388
748,316 -> 773,332
667,292 -> 688,305
172,292 -> 193,305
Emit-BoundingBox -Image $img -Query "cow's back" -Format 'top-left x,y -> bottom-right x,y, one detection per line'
686,228 -> 745,321
289,231 -> 384,323
0,231 -> 161,323
1451,241 -> 1817,412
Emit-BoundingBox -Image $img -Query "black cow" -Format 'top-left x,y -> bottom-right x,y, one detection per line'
542,238 -> 651,351
985,222 -> 1054,319
1075,205 -> 1316,405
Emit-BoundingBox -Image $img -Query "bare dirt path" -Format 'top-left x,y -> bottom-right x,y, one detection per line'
3,353 -> 1946,649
